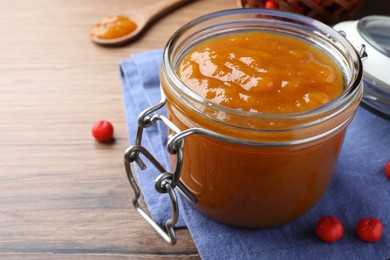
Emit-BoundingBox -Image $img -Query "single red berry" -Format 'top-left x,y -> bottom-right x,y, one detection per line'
92,120 -> 114,142
315,216 -> 344,242
265,0 -> 278,9
385,160 -> 390,180
356,217 -> 383,242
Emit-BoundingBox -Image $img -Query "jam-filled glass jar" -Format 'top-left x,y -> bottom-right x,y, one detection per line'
157,9 -> 363,228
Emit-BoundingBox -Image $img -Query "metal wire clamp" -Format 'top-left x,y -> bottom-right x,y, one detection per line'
123,97 -> 194,245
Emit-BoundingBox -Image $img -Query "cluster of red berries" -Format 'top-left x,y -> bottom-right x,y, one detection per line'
316,216 -> 384,243
248,0 -> 361,16
263,0 -> 305,13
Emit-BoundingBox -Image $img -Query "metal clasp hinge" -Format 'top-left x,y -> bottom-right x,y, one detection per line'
124,145 -> 178,245
123,96 -> 195,245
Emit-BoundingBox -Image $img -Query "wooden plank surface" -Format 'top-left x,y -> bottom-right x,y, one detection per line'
0,0 -> 387,259
0,0 -> 235,258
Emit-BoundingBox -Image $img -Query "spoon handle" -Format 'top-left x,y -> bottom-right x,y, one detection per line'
140,0 -> 195,23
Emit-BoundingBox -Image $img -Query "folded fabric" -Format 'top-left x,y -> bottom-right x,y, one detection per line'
120,49 -> 390,260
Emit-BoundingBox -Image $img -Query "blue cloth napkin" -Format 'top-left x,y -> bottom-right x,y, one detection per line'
120,50 -> 390,260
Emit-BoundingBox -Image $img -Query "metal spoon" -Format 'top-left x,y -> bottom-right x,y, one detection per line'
91,0 -> 194,46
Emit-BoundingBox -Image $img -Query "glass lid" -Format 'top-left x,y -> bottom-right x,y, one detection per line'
334,16 -> 390,116
358,16 -> 390,58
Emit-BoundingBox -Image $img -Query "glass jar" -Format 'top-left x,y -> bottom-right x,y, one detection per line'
158,9 -> 363,228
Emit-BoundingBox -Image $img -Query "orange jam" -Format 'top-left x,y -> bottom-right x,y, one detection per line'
177,32 -> 344,113
161,30 -> 361,228
91,15 -> 137,39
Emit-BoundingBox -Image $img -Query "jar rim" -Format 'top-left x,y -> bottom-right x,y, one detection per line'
162,8 -> 363,122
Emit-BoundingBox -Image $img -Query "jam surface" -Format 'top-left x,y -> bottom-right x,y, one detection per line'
177,31 -> 344,113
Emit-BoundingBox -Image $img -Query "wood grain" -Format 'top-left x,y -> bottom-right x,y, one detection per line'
0,0 -> 235,258
0,0 -> 387,258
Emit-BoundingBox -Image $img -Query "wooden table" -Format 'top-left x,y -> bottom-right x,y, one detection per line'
0,0 -> 388,259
